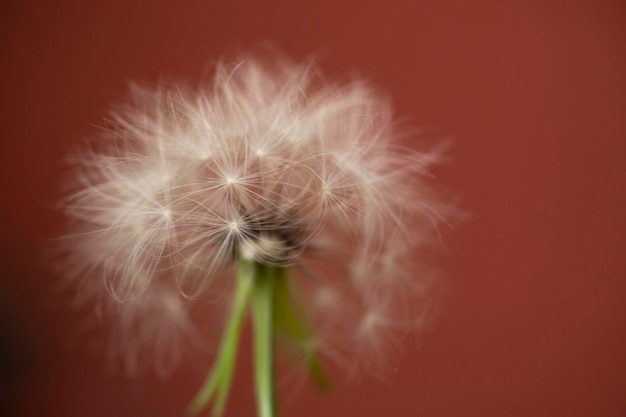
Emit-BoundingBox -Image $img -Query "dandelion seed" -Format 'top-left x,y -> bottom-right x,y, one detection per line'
60,51 -> 454,417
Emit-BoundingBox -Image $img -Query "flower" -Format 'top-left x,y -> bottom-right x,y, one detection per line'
61,51 -> 451,402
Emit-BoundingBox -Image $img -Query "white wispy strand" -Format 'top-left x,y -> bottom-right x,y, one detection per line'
61,52 -> 451,377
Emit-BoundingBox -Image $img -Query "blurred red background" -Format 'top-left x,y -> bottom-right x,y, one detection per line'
1,1 -> 625,416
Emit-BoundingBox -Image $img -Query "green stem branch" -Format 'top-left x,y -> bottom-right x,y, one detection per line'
188,260 -> 323,417
187,258 -> 254,416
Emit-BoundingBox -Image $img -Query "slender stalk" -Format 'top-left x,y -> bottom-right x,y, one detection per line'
251,263 -> 278,417
187,258 -> 254,416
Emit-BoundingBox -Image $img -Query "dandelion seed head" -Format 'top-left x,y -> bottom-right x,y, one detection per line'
228,219 -> 240,231
359,312 -> 382,336
312,286 -> 339,310
60,50 -> 454,378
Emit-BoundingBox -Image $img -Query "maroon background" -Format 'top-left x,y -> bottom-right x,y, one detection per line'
1,1 -> 625,416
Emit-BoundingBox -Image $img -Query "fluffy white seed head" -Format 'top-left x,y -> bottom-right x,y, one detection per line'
61,51 -> 452,377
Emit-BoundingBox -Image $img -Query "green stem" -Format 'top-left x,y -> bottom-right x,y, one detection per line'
272,269 -> 328,391
187,258 -> 254,416
189,260 -> 320,417
251,263 -> 278,417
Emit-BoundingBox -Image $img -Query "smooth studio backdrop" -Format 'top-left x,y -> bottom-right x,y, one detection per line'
1,1 -> 625,416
